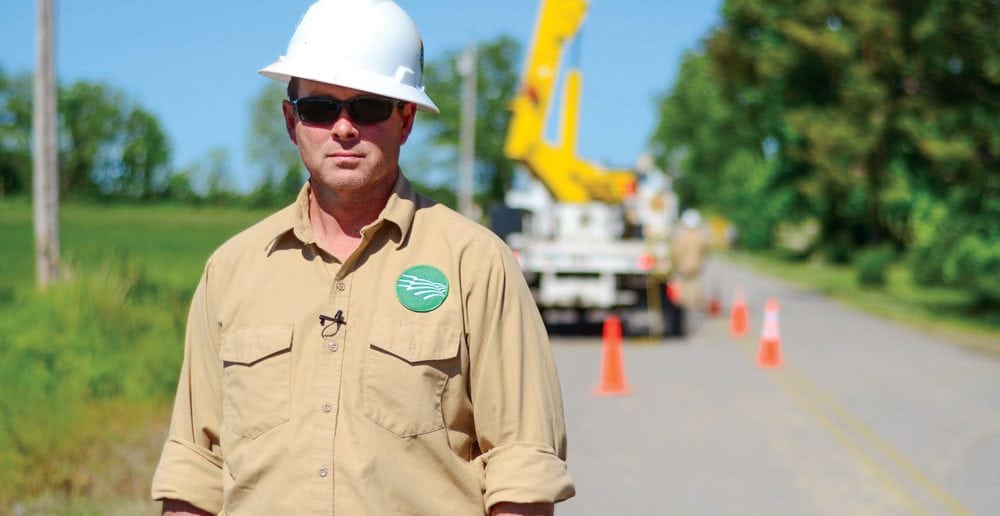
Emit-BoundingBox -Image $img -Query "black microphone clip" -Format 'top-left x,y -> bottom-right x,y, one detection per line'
319,310 -> 347,327
320,310 -> 347,338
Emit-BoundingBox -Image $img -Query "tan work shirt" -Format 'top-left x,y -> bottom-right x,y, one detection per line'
151,175 -> 574,514
672,226 -> 709,278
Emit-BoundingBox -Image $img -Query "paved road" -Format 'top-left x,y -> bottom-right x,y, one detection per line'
552,258 -> 1000,516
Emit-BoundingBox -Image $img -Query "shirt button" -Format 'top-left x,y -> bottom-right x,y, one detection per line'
322,403 -> 332,413
336,282 -> 346,291
327,341 -> 338,352
319,467 -> 328,478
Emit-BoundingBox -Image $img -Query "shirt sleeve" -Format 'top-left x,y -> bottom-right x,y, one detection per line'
465,237 -> 575,508
151,261 -> 225,514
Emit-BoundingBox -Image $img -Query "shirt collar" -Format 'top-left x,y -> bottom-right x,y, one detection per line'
289,181 -> 314,246
283,172 -> 418,251
377,172 -> 418,250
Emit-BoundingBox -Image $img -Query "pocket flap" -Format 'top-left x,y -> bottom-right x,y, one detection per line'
220,324 -> 294,365
370,322 -> 462,363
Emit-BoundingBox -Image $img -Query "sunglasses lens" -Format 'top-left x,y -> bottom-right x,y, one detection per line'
295,97 -> 397,125
295,99 -> 338,124
349,97 -> 395,123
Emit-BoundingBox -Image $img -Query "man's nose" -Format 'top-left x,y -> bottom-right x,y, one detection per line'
330,108 -> 359,139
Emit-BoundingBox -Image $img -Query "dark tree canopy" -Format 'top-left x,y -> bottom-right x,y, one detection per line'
651,0 -> 998,304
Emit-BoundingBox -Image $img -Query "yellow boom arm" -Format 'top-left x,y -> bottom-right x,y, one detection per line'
504,0 -> 636,204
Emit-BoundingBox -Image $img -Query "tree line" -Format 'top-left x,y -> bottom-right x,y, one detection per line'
0,66 -> 303,207
1,69 -> 171,200
651,0 -> 998,308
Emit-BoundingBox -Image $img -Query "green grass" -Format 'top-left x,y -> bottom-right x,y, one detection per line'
1,199 -> 272,291
727,250 -> 1000,357
0,199 -> 270,511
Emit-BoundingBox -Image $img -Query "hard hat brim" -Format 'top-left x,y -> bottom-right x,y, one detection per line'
259,58 -> 440,113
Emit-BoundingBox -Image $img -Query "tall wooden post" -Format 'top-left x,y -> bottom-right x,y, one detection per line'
33,0 -> 61,288
457,43 -> 477,220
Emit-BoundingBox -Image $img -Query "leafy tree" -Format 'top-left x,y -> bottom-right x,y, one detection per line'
652,52 -> 727,208
705,0 -> 997,264
163,168 -> 197,204
421,35 -> 522,208
654,0 -> 998,306
0,74 -> 173,200
179,146 -> 236,205
119,108 -> 172,199
894,0 -> 999,306
0,68 -> 34,197
652,48 -> 803,250
246,81 -> 303,207
58,81 -> 128,199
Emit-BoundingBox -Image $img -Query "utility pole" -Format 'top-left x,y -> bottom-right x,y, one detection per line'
456,43 -> 477,220
33,0 -> 61,288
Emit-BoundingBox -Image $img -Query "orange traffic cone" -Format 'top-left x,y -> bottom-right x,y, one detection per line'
708,285 -> 722,317
756,298 -> 783,368
666,280 -> 681,305
729,289 -> 749,337
593,315 -> 631,396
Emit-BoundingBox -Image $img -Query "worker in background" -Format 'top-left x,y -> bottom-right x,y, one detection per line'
672,208 -> 711,326
151,1 -> 574,514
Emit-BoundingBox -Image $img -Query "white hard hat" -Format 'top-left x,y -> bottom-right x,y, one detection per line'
681,209 -> 702,228
260,0 -> 439,113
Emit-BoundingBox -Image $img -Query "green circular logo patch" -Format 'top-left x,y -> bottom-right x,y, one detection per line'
395,265 -> 449,312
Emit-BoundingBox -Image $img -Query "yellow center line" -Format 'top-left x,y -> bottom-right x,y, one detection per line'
780,366 -> 972,516
731,337 -> 971,515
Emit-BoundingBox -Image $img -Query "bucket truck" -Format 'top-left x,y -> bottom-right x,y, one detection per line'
497,0 -> 683,336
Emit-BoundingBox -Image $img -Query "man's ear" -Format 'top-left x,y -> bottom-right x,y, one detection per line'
399,103 -> 417,145
282,100 -> 299,145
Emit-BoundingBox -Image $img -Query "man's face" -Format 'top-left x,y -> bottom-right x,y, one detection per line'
282,79 -> 416,197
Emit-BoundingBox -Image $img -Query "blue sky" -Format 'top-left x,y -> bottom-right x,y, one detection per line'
1,0 -> 721,192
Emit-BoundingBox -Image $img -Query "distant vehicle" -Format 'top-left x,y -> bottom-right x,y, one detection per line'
498,0 -> 683,336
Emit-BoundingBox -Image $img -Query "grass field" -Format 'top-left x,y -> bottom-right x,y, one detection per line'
1,201 -> 995,512
0,200 -> 270,513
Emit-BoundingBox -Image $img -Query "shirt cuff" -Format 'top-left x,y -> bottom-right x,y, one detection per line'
477,442 -> 576,509
151,437 -> 224,514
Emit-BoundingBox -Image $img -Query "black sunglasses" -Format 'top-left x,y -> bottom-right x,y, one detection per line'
292,95 -> 400,125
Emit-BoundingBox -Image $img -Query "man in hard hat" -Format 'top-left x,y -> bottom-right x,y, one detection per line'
151,1 -> 574,514
671,208 -> 711,329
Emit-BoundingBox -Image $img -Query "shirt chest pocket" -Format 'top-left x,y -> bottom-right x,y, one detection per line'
220,324 -> 294,439
364,322 -> 462,438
